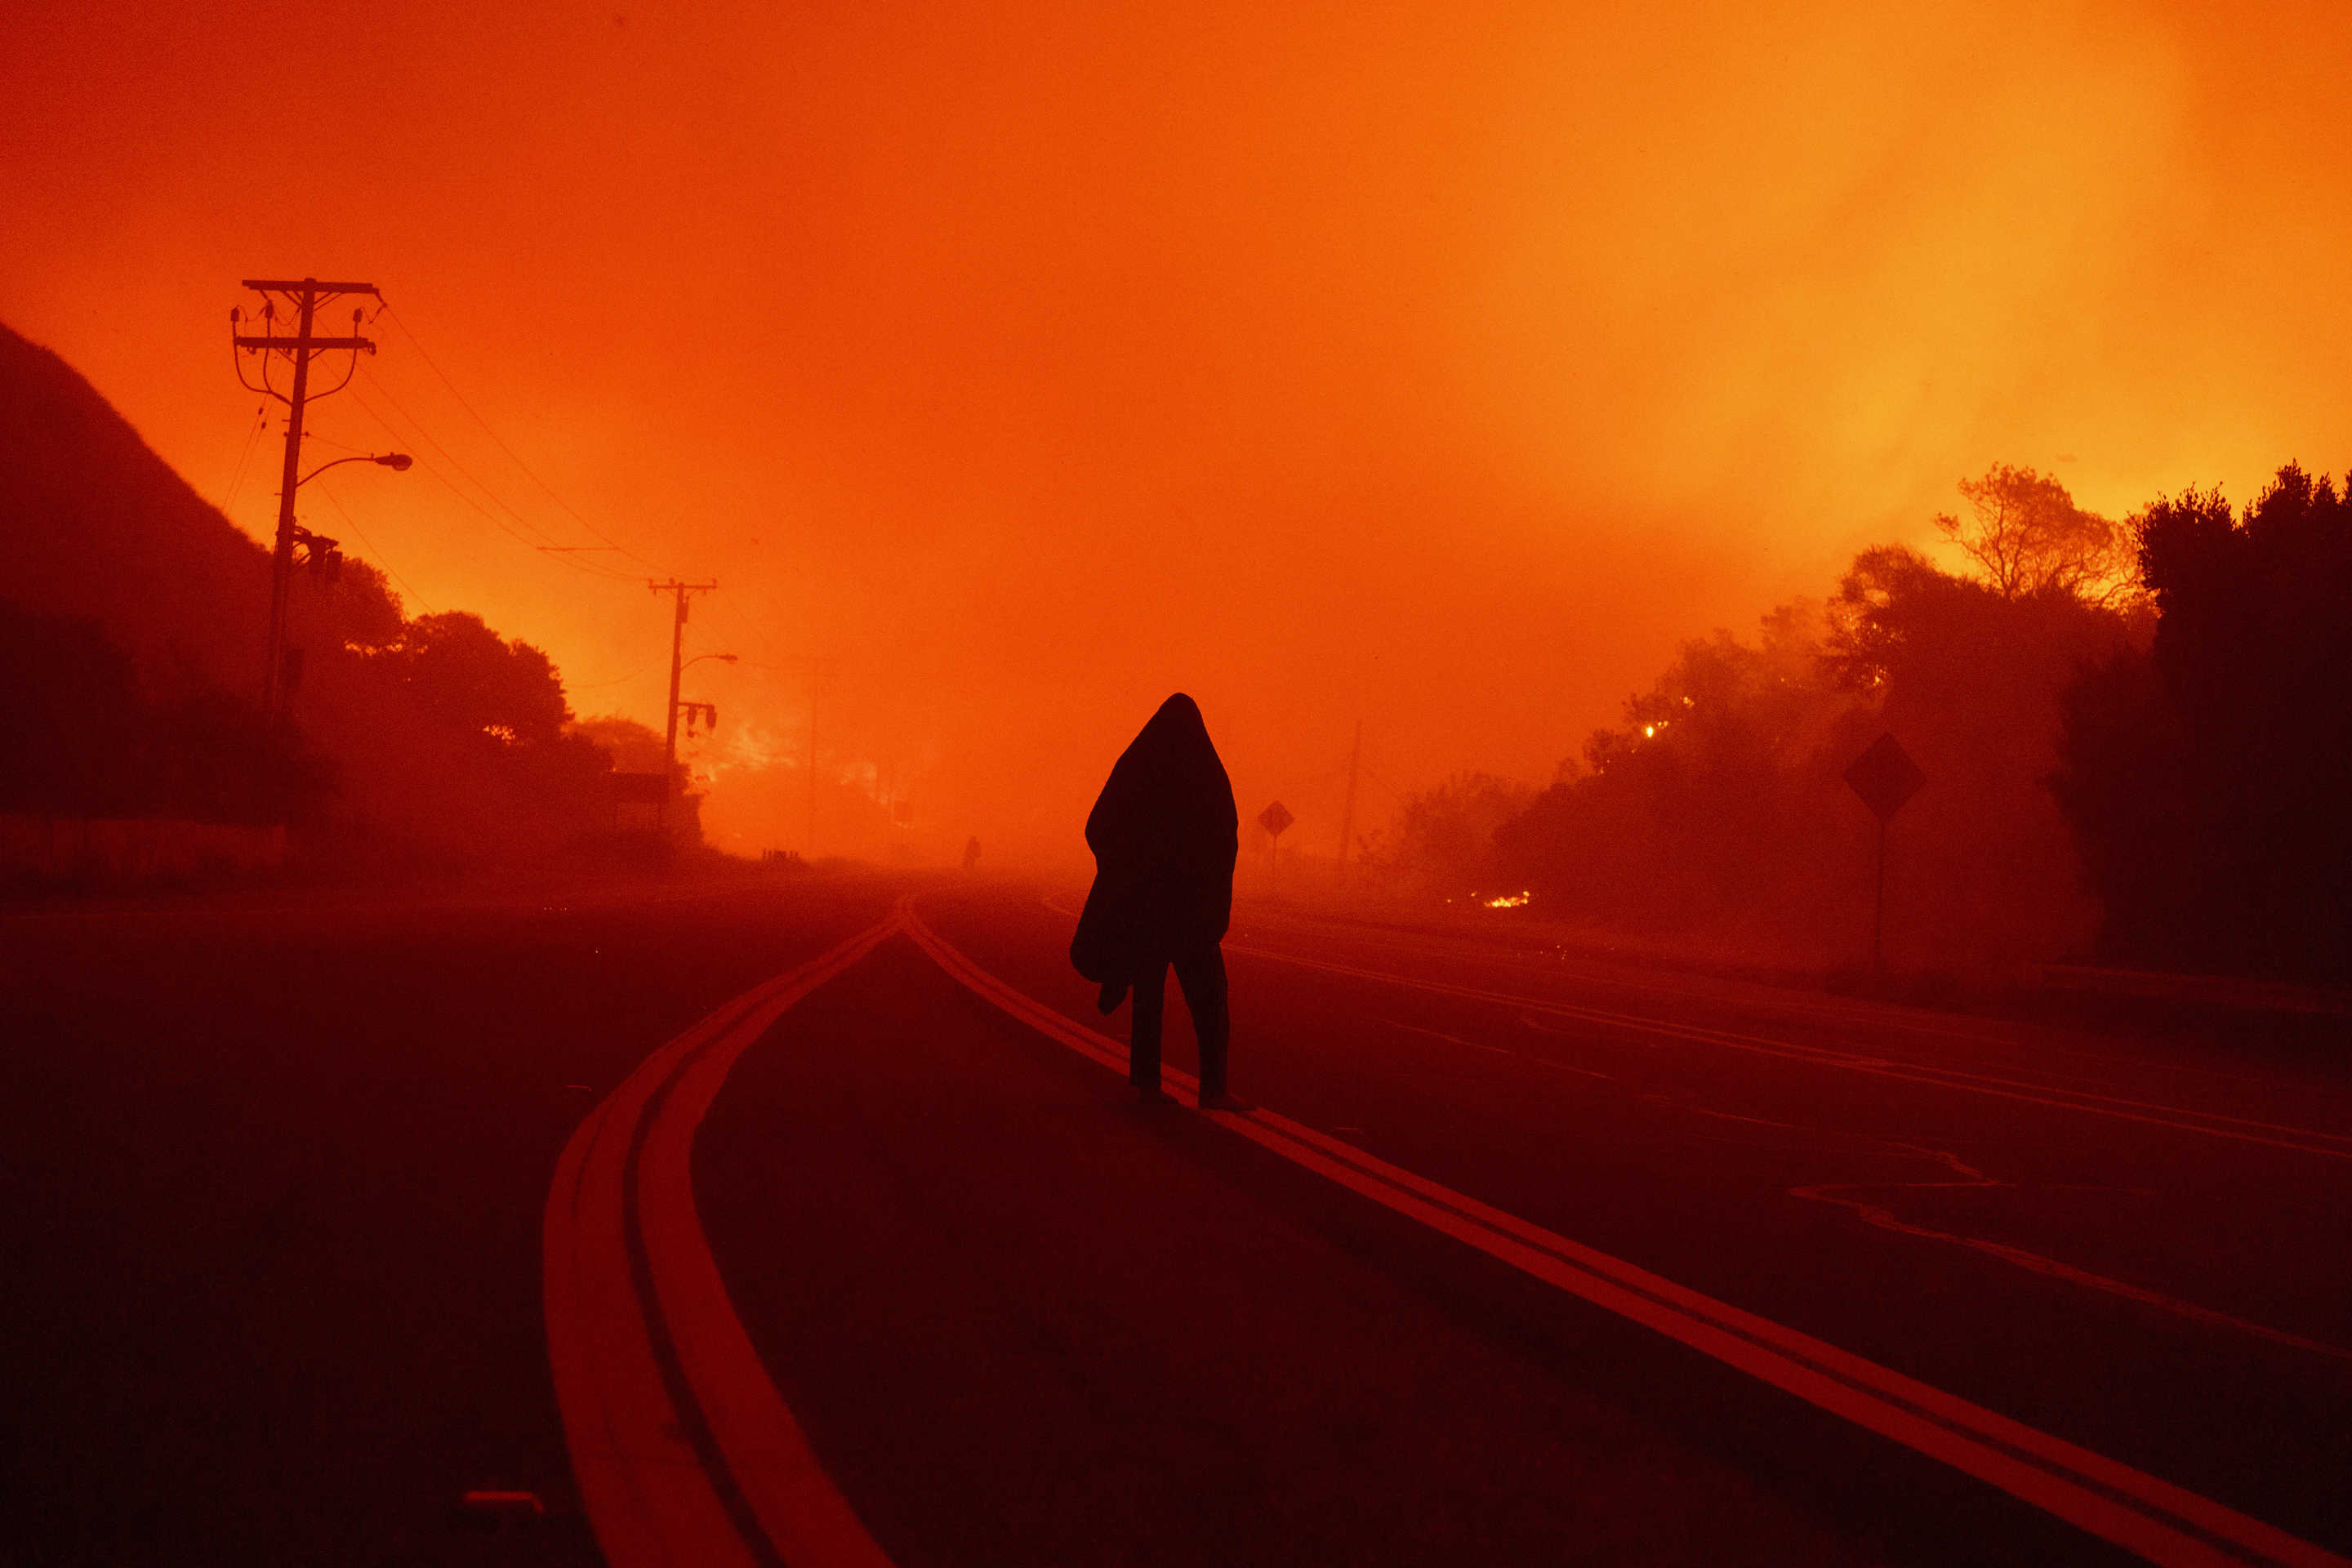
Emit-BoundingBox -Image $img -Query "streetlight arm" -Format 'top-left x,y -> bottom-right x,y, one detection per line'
296,452 -> 412,488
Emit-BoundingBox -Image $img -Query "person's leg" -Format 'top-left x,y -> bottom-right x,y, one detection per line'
1173,945 -> 1230,1098
1129,958 -> 1169,1093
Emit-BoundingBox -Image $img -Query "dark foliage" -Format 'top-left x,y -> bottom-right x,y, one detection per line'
0,321 -> 403,696
1497,604 -> 1871,943
1930,462 -> 2137,606
285,612 -> 624,866
2052,466 -> 2352,982
1494,519 -> 2140,969
0,599 -> 332,823
0,599 -> 149,817
0,319 -> 635,865
385,612 -> 573,746
1373,772 -> 1535,897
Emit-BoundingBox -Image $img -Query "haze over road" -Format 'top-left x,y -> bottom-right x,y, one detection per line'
9,873 -> 2349,1566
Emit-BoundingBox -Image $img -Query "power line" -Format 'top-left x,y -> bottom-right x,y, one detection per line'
345,383 -> 637,582
346,390 -> 568,557
353,368 -> 639,585
567,654 -> 663,690
699,594 -> 786,667
295,425 -> 373,456
310,479 -> 437,613
354,369 -> 567,549
379,301 -> 675,577
218,402 -> 267,515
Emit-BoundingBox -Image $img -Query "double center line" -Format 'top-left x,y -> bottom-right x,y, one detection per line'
546,898 -> 2349,1568
1226,940 -> 2352,1161
544,915 -> 902,1568
916,906 -> 2348,1568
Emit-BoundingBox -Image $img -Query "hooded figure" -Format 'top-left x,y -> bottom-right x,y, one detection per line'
1071,693 -> 1245,1108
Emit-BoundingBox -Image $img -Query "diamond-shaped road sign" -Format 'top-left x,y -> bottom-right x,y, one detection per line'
1257,800 -> 1295,839
1845,732 -> 1927,822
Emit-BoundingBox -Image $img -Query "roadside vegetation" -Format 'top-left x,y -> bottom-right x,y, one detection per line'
1386,462 -> 2352,987
0,320 -> 672,878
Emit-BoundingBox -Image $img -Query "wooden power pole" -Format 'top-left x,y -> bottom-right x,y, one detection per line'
651,579 -> 718,835
805,664 -> 818,858
232,278 -> 379,716
1335,719 -> 1362,888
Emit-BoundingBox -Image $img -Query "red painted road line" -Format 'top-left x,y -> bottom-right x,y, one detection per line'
907,902 -> 2348,1568
1149,897 -> 2318,1094
637,920 -> 901,1568
1225,941 -> 2352,1160
546,986 -> 774,1568
546,917 -> 903,1568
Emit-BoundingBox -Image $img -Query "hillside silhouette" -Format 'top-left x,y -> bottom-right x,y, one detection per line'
0,320 -> 403,695
0,320 -> 663,872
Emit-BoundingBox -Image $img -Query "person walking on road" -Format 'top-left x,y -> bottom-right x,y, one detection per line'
1071,693 -> 1247,1111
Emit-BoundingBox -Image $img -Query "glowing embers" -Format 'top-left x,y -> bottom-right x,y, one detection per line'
1441,890 -> 1534,909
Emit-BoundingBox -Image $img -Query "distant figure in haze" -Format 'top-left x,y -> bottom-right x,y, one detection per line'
963,835 -> 982,873
1071,694 -> 1246,1111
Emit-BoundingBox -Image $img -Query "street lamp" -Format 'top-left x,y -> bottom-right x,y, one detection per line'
284,452 -> 412,582
264,452 -> 414,716
296,452 -> 412,487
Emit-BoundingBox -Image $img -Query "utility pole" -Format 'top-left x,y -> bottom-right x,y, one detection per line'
651,579 -> 718,836
231,278 -> 379,717
1872,816 -> 1889,980
1335,719 -> 1362,889
805,664 -> 819,858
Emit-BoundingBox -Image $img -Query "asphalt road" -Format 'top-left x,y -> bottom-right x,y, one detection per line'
9,871 -> 2348,1566
910,884 -> 2352,1561
697,931 -> 1895,1567
3,871 -> 898,1567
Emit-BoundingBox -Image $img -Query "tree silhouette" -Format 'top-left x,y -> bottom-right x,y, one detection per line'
1824,545 -> 1967,693
568,715 -> 666,773
0,598 -> 331,826
2056,464 -> 2352,981
1496,601 -> 1873,940
1379,772 -> 1533,896
1497,527 -> 2138,966
387,612 -> 572,746
1934,463 -> 2135,606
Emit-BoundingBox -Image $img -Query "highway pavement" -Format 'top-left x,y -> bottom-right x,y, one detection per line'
8,871 -> 2348,1566
4,871 -> 898,1567
914,885 -> 2352,1561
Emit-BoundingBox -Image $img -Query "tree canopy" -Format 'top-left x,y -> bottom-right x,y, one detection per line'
1932,463 -> 2136,606
1484,463 -> 2144,970
2053,464 -> 2352,982
388,612 -> 573,746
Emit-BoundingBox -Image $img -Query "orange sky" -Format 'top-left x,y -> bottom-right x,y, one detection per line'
4,0 -> 2348,864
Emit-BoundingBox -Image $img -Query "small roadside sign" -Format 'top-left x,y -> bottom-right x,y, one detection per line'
1844,733 -> 1927,977
1845,733 -> 1927,822
1258,800 -> 1296,895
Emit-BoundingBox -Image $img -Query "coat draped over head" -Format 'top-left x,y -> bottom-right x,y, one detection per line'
1070,693 -> 1239,985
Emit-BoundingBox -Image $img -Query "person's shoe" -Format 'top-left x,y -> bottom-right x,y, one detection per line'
1137,1085 -> 1177,1107
1196,1089 -> 1252,1113
1097,981 -> 1129,1014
